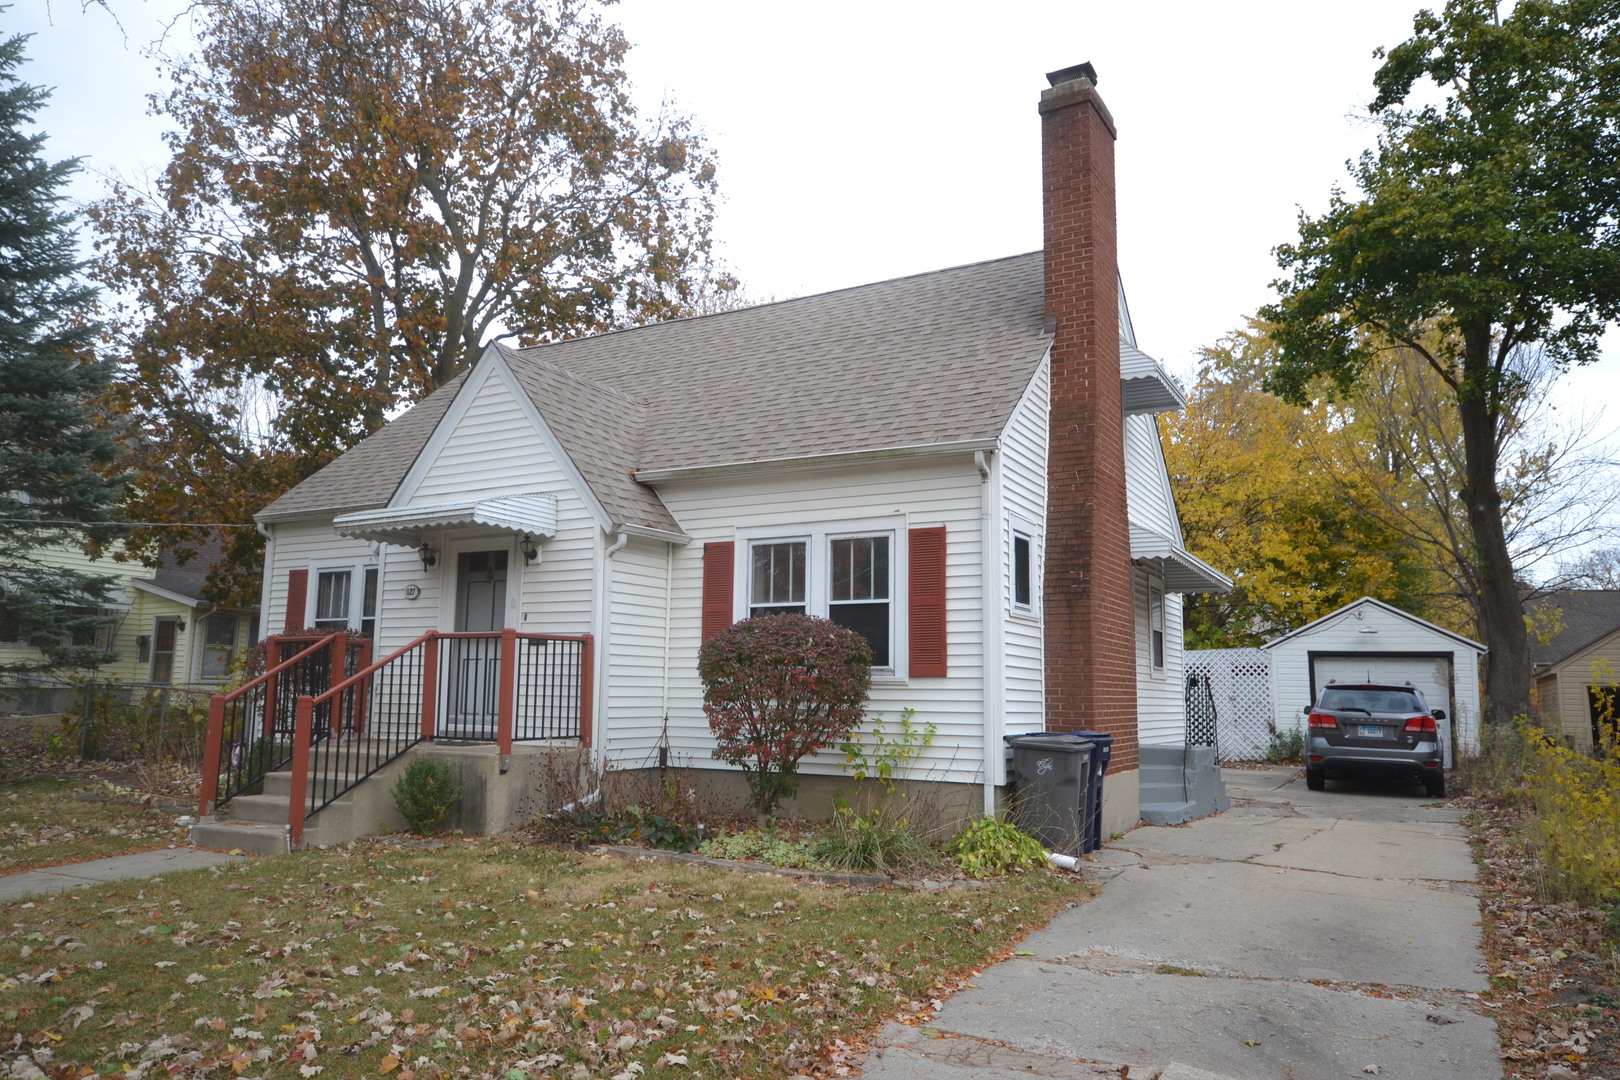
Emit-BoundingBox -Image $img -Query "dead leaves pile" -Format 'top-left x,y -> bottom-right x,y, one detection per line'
1464,794 -> 1620,1079
0,842 -> 1081,1079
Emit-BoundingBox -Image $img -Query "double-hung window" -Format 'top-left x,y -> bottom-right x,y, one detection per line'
745,527 -> 896,669
829,536 -> 890,666
749,542 -> 806,618
313,566 -> 378,636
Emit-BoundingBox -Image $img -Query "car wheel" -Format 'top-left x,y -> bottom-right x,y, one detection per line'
1305,767 -> 1325,791
1424,772 -> 1446,799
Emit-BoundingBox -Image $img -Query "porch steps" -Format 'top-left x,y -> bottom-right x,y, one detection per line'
1139,744 -> 1230,826
195,737 -> 421,853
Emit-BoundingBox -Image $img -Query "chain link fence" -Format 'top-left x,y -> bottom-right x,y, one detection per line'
1184,648 -> 1280,762
1,676 -> 214,771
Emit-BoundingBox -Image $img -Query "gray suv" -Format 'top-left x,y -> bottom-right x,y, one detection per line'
1303,682 -> 1448,798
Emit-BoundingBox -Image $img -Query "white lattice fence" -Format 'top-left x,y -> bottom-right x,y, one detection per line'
1185,648 -> 1275,762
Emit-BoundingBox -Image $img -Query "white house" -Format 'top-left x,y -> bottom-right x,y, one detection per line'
236,62 -> 1229,843
1263,597 -> 1485,763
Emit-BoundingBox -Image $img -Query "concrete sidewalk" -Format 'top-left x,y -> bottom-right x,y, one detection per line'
0,847 -> 249,901
860,766 -> 1501,1080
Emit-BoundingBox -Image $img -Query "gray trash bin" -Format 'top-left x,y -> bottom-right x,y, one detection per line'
1003,734 -> 1094,857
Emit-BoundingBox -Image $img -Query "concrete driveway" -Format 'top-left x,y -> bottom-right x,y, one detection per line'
860,766 -> 1501,1080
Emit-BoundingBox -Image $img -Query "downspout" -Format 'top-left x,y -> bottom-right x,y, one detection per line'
977,449 -> 1003,818
593,528 -> 630,760
256,522 -> 275,637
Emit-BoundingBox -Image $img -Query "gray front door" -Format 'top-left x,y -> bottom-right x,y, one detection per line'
447,550 -> 508,736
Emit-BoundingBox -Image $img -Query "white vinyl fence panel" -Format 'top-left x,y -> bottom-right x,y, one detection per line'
1185,647 -> 1275,762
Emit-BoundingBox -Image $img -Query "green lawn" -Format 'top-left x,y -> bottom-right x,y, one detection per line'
0,775 -> 186,875
0,836 -> 1089,1079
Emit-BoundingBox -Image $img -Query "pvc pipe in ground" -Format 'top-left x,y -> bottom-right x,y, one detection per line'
1046,851 -> 1079,871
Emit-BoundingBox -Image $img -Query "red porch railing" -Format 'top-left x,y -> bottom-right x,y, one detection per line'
199,631 -> 359,817
203,629 -> 594,848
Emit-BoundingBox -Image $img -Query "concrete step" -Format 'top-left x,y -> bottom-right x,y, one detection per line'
192,819 -> 288,855
1140,800 -> 1198,827
224,793 -> 291,825
262,766 -> 400,799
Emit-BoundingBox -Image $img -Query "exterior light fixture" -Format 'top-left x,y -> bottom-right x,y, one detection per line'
418,543 -> 438,571
520,536 -> 538,563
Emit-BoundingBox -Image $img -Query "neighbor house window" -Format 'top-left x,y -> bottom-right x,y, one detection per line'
750,541 -> 806,618
1150,586 -> 1165,671
747,531 -> 895,668
201,614 -> 237,680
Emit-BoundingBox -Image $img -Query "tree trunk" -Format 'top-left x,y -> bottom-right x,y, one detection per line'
1457,332 -> 1531,725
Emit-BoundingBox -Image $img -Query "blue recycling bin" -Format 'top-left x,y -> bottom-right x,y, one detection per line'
1072,731 -> 1114,854
1003,733 -> 1094,857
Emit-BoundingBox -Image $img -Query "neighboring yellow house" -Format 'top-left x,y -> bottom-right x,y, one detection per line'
1529,590 -> 1620,752
2,536 -> 258,688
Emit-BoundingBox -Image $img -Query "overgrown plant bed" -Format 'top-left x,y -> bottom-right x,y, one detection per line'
1461,800 -> 1620,1077
0,836 -> 1088,1079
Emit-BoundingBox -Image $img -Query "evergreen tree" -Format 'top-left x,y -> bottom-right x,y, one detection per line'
0,29 -> 125,679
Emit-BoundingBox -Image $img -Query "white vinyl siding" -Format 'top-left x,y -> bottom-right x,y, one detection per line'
658,455 -> 988,785
997,354 -> 1049,744
1136,566 -> 1187,747
264,523 -> 376,637
391,362 -> 600,643
1124,413 -> 1183,543
602,536 -> 674,759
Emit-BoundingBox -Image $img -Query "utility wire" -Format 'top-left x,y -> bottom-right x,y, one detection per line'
0,519 -> 257,528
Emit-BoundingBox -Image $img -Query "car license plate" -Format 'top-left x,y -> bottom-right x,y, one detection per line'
1356,724 -> 1383,739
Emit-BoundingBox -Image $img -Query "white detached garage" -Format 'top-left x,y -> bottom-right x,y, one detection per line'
1263,597 -> 1486,763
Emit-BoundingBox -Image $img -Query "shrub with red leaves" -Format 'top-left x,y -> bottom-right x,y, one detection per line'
698,614 -> 872,819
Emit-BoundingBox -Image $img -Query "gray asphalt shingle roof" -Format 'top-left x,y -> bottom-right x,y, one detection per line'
258,252 -> 1049,525
1529,590 -> 1620,670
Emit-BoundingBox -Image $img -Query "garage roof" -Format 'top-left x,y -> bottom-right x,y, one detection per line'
1260,596 -> 1485,654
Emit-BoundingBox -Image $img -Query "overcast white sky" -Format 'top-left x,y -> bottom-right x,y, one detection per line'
15,0 -> 1620,405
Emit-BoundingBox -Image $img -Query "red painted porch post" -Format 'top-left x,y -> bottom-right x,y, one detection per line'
200,694 -> 225,817
421,635 -> 439,742
289,694 -> 314,849
497,628 -> 516,756
579,633 -> 595,748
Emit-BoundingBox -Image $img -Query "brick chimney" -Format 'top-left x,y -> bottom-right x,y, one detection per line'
1040,62 -> 1139,773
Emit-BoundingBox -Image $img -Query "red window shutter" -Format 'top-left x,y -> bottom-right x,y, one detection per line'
701,542 -> 735,644
284,568 -> 309,633
909,527 -> 947,677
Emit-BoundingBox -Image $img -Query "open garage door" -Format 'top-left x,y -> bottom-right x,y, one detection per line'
1311,653 -> 1455,766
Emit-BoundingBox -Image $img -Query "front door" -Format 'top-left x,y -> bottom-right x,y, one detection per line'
446,550 -> 508,737
150,619 -> 178,684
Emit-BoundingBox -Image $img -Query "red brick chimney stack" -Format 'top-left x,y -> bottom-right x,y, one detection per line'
1040,62 -> 1139,773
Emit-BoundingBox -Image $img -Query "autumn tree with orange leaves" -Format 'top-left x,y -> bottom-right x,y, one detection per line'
90,0 -> 729,603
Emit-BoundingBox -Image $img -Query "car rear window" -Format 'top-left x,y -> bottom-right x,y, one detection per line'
1320,688 -> 1423,713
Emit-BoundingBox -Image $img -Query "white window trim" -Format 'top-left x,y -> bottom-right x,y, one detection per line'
307,562 -> 379,634
734,516 -> 908,679
1009,514 -> 1042,620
